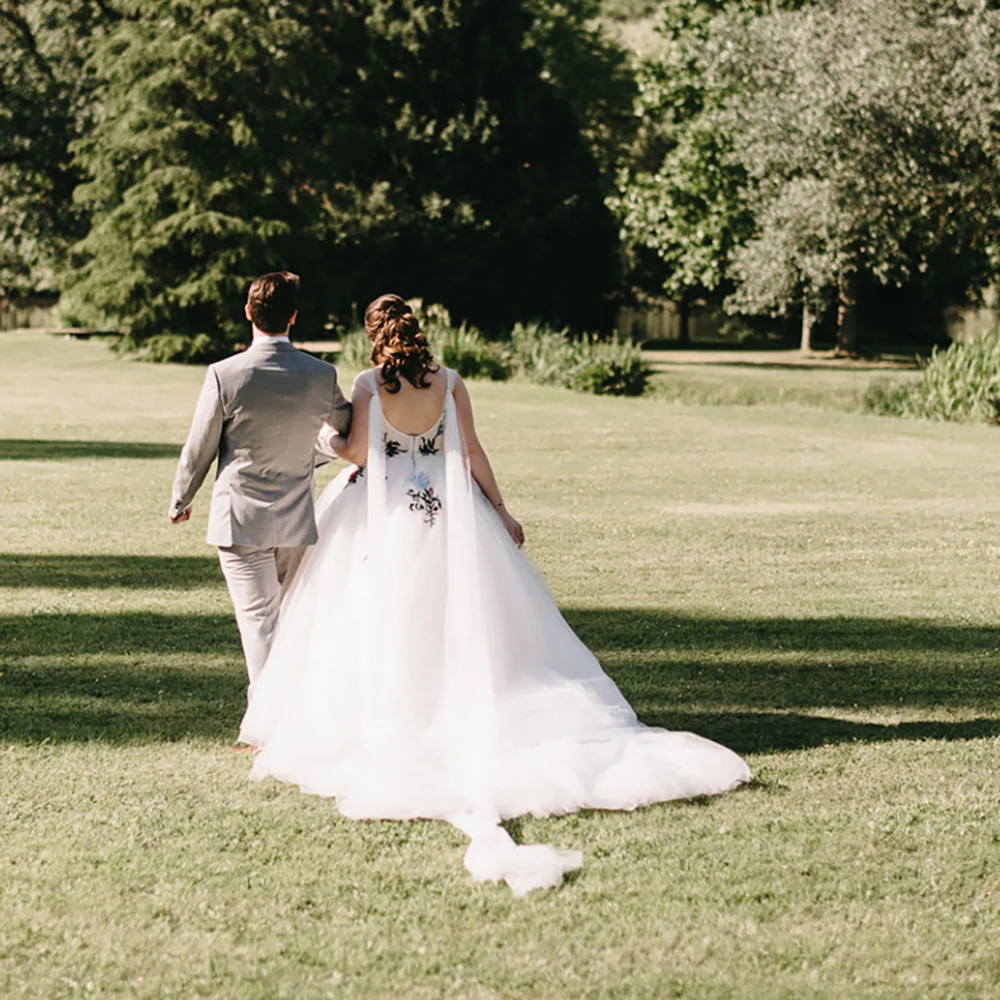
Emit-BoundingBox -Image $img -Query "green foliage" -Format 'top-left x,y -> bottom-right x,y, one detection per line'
610,0 -> 754,302
614,0 -> 1000,350
49,0 -> 628,356
507,321 -> 579,384
508,321 -> 651,395
411,301 -> 510,380
130,333 -> 228,365
432,324 -> 512,382
859,378 -> 916,419
0,1 -> 115,297
335,330 -> 373,371
565,340 -> 651,395
524,0 -> 638,181
338,308 -> 650,395
598,0 -> 660,20
62,1 -> 333,351
336,303 -> 514,382
862,331 -> 1000,423
717,0 -> 1000,329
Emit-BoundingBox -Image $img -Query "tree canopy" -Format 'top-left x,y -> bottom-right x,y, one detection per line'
613,0 -> 1000,350
10,0 -> 633,357
718,0 -> 1000,350
3,0 -> 1000,355
0,1 -> 114,297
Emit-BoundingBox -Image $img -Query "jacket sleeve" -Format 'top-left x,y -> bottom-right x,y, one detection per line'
328,370 -> 352,437
170,368 -> 224,517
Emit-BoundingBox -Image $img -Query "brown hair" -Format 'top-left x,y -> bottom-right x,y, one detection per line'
247,271 -> 300,334
365,294 -> 439,393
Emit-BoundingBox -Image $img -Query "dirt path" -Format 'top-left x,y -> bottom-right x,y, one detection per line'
643,348 -> 919,371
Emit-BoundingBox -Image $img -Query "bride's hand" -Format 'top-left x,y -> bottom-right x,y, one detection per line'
497,507 -> 524,547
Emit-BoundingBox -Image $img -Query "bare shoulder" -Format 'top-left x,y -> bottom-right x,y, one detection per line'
423,365 -> 450,403
428,365 -> 450,390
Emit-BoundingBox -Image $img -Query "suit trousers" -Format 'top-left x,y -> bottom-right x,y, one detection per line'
217,544 -> 308,688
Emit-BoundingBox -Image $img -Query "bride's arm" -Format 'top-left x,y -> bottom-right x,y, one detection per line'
453,375 -> 524,546
321,374 -> 372,467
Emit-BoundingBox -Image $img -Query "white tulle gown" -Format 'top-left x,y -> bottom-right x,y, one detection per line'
240,368 -> 750,894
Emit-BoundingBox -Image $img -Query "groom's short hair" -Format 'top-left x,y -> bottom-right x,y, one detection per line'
247,271 -> 300,333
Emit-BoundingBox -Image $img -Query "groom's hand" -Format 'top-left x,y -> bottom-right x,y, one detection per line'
169,506 -> 192,524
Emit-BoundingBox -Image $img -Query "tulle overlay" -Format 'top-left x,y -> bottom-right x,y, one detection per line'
240,369 -> 750,894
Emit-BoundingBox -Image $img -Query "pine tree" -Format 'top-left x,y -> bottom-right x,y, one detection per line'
59,0 -> 629,358
0,1 -> 115,297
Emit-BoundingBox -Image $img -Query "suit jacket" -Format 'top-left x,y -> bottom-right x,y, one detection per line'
170,339 -> 352,547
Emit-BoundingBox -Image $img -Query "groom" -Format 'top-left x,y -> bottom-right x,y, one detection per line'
169,271 -> 352,699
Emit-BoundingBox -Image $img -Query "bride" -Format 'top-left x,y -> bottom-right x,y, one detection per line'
239,294 -> 750,895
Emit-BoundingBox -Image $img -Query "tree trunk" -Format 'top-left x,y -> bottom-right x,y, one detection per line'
836,271 -> 858,355
677,295 -> 691,345
800,300 -> 813,353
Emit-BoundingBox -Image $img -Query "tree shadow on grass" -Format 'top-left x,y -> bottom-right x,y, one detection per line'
0,439 -> 180,461
564,608 -> 1000,703
0,613 -> 244,743
640,710 -> 1000,756
0,553 -> 221,589
563,608 -> 1000,754
1,663 -> 245,743
1,607 -> 999,748
0,611 -> 238,657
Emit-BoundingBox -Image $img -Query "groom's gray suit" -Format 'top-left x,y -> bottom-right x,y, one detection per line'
171,338 -> 351,687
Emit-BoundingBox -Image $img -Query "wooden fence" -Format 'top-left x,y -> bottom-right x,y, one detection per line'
615,301 -> 724,342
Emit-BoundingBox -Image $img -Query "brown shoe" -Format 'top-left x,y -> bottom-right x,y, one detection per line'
229,743 -> 261,754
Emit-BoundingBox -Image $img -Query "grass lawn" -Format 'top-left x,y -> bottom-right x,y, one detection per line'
2,330 -> 999,999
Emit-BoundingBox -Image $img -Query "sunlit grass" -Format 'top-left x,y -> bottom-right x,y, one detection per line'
1,330 -> 999,999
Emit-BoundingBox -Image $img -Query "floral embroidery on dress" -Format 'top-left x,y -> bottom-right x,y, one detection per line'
383,434 -> 403,458
406,471 -> 443,527
347,466 -> 365,485
418,419 -> 445,456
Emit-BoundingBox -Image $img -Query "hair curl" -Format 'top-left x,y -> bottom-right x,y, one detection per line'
365,294 -> 439,393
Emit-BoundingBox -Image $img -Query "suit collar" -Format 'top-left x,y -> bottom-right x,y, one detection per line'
250,338 -> 296,352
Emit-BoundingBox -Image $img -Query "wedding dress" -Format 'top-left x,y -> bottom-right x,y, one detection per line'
240,368 -> 750,894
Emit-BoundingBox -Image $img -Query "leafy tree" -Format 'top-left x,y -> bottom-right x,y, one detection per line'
611,1 -> 787,341
716,0 -> 1000,352
0,1 -> 117,298
62,2 -> 349,356
525,0 -> 637,182
57,0 -> 630,359
610,0 -> 1000,353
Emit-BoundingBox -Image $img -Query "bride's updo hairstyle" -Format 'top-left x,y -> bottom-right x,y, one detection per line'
365,293 -> 439,394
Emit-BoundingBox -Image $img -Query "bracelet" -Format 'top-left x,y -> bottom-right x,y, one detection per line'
495,502 -> 505,509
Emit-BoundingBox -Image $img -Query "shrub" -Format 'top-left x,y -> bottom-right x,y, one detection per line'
860,377 -> 914,418
566,335 -> 652,397
338,303 -> 512,381
335,329 -> 372,370
336,307 -> 651,396
509,322 -> 651,396
862,331 -> 1000,422
429,322 -> 512,382
508,322 -> 578,385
